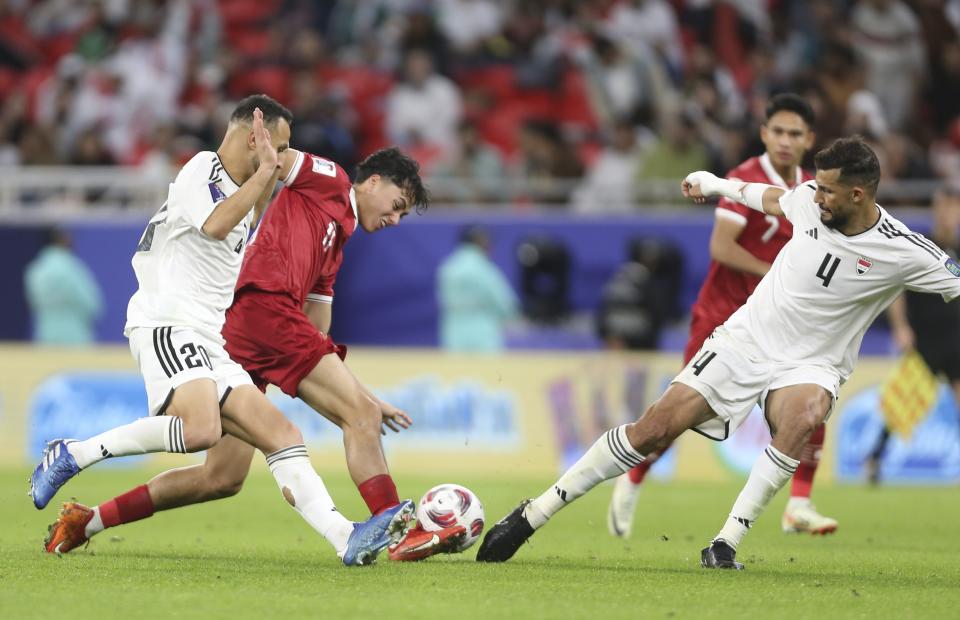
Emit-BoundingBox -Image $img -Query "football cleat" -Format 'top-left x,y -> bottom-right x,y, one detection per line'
30,439 -> 81,509
781,501 -> 838,535
700,539 -> 744,570
341,499 -> 415,566
44,502 -> 94,555
607,474 -> 641,538
475,499 -> 535,563
388,523 -> 467,562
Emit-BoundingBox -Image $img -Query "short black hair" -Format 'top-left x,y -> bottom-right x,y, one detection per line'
355,147 -> 430,213
230,94 -> 293,127
814,135 -> 881,195
765,93 -> 815,127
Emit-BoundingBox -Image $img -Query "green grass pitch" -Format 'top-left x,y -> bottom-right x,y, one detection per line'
2,468 -> 958,619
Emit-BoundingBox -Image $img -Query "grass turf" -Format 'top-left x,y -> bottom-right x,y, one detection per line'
1,468 -> 958,619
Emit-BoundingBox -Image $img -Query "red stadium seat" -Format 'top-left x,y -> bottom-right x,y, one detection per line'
228,65 -> 291,104
217,0 -> 280,26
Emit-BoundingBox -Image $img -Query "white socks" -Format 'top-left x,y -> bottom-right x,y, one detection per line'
266,445 -> 354,556
715,445 -> 798,548
68,416 -> 186,469
85,508 -> 105,538
525,425 -> 644,529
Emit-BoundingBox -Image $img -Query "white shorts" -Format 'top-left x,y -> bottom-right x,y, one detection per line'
673,328 -> 840,441
128,326 -> 253,416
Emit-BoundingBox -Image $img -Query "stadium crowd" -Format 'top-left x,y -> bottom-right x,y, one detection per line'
1,0 -> 959,207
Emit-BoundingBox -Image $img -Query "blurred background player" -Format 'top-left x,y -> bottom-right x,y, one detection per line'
866,185 -> 960,483
23,227 -> 103,346
607,93 -> 838,538
35,97 -> 414,566
437,225 -> 519,353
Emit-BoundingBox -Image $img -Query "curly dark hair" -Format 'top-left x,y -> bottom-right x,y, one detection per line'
230,94 -> 294,127
355,147 -> 430,213
814,135 -> 880,195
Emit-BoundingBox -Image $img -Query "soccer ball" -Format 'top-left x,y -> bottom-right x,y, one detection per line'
416,484 -> 485,552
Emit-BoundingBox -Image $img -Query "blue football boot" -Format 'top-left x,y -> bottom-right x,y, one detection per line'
30,440 -> 81,509
342,499 -> 415,566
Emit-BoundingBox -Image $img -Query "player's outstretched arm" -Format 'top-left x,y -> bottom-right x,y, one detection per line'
682,171 -> 785,216
202,108 -> 282,240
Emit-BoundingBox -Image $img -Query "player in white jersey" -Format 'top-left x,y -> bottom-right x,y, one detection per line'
31,95 -> 413,565
475,136 -> 960,569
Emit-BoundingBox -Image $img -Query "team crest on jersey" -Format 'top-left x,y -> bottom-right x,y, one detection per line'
208,182 -> 226,203
856,257 -> 872,275
945,258 -> 960,277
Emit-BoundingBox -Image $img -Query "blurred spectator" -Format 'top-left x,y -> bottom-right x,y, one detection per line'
24,227 -> 103,345
289,70 -> 357,171
437,226 -> 518,352
572,118 -> 646,212
636,113 -> 710,182
577,33 -> 663,130
513,119 -> 584,205
850,0 -> 925,131
601,0 -> 684,82
386,48 -> 462,157
432,119 -> 506,202
436,0 -> 502,62
69,126 -> 115,166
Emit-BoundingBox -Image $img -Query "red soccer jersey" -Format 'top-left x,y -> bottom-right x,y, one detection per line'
690,153 -> 813,326
235,151 -> 357,304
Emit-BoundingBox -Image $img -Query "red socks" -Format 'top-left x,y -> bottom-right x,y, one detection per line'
790,424 -> 825,498
628,460 -> 653,484
358,474 -> 400,515
98,485 -> 156,528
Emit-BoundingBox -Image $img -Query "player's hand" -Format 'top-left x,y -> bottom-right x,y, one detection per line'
380,402 -> 412,434
681,171 -> 720,203
892,324 -> 916,352
252,107 -> 280,172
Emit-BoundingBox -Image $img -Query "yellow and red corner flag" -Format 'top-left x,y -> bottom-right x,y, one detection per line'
879,351 -> 938,439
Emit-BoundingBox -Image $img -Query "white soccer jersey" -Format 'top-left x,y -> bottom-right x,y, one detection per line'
724,181 -> 960,381
126,151 -> 252,343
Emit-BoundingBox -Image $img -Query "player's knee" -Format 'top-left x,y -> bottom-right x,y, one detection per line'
206,472 -> 245,499
627,407 -> 673,455
275,418 -> 304,447
182,416 -> 222,452
343,397 -> 381,438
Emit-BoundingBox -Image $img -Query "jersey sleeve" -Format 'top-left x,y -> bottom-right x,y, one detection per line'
166,153 -> 226,232
902,242 -> 960,302
777,181 -> 817,224
284,151 -> 347,203
307,274 -> 336,304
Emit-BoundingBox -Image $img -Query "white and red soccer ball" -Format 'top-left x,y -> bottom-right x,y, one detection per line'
416,484 -> 485,552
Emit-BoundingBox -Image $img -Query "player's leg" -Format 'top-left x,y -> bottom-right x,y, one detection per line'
782,422 -> 837,534
609,314 -> 715,537
705,383 -> 832,568
44,434 -> 255,554
477,383 -> 715,562
220,384 -> 412,563
31,364 -> 224,510
297,354 -> 402,516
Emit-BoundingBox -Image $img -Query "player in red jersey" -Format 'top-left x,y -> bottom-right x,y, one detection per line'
607,94 -> 838,537
44,146 -> 463,560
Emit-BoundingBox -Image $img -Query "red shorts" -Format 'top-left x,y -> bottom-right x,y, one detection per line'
223,290 -> 346,397
683,307 -> 722,365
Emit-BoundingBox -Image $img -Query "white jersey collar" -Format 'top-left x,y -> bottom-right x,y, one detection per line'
213,153 -> 240,193
759,152 -> 802,189
349,187 -> 359,232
